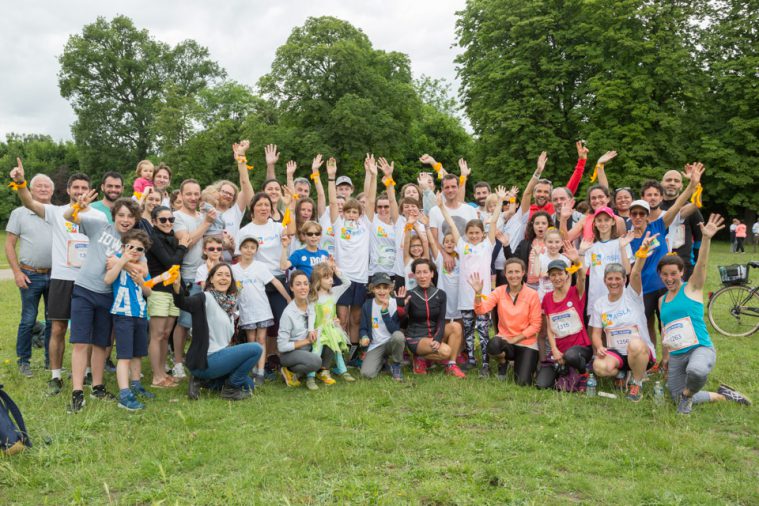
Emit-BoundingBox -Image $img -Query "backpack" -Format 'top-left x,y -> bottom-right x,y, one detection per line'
0,384 -> 32,456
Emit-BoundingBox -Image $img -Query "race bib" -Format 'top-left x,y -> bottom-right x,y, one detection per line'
66,240 -> 88,268
662,317 -> 699,351
549,308 -> 583,338
605,325 -> 641,355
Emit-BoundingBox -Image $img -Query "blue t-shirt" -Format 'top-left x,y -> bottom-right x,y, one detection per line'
630,217 -> 668,294
288,248 -> 329,278
111,259 -> 150,318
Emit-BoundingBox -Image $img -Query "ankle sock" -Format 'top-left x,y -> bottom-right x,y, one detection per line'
52,369 -> 62,380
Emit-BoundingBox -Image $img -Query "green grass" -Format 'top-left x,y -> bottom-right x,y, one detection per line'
1,242 -> 758,505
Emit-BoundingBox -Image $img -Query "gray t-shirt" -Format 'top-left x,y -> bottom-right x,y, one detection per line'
75,214 -> 123,294
6,207 -> 53,269
173,209 -> 204,280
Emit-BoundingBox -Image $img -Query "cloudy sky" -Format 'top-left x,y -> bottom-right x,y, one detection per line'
0,0 -> 467,141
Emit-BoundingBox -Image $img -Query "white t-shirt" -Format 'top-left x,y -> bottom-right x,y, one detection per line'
538,253 -> 570,301
435,251 -> 461,319
502,208 -> 528,253
232,261 -> 275,325
667,212 -> 685,251
429,203 -> 478,239
44,204 -> 100,281
456,237 -> 494,311
584,239 -> 632,312
368,298 -> 398,352
590,286 -> 655,358
173,210 -> 205,280
392,216 -> 425,277
236,219 -> 285,276
369,216 -> 396,275
319,212 -> 336,257
333,215 -> 371,283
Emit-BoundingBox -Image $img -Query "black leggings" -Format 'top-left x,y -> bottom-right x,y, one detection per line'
487,336 -> 539,386
535,345 -> 593,389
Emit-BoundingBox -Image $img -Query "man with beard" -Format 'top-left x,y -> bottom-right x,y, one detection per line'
528,141 -> 588,218
90,172 -> 125,223
473,181 -> 491,218
660,169 -> 704,279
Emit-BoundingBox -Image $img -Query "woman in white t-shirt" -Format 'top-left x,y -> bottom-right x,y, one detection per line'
368,157 -> 399,279
236,192 -> 296,323
327,155 -> 376,346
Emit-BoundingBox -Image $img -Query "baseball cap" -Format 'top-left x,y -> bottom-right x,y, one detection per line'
629,200 -> 651,214
370,272 -> 393,286
238,235 -> 259,247
336,175 -> 353,188
547,259 -> 569,273
593,206 -> 615,219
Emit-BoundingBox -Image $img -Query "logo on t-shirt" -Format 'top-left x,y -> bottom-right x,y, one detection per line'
601,312 -> 614,327
591,253 -> 602,267
376,226 -> 388,238
340,227 -> 352,240
372,317 -> 380,329
64,220 -> 80,234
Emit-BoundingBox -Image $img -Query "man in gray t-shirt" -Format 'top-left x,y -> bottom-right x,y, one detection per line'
5,174 -> 54,376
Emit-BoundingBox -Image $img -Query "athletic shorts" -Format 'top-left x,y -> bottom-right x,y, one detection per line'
239,319 -> 275,330
606,348 -> 656,372
113,315 -> 149,359
69,285 -> 114,347
643,288 -> 667,328
148,290 -> 180,318
405,337 -> 423,354
337,281 -> 367,307
48,279 -> 75,320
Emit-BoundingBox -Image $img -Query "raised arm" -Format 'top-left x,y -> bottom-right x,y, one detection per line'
662,162 -> 703,228
593,150 -> 617,190
436,192 -> 461,244
457,159 -> 470,203
364,154 -> 377,217
520,151 -> 548,214
489,186 -> 507,244
630,232 -> 657,295
311,154 -> 326,218
63,189 -> 99,223
563,240 -> 586,300
9,158 -> 45,218
232,140 -> 254,210
687,214 -> 723,293
378,157 -> 399,223
264,144 -> 279,181
327,157 -> 339,224
566,141 -> 589,195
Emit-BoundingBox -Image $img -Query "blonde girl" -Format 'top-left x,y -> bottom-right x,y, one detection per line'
538,228 -> 570,301
133,160 -> 155,196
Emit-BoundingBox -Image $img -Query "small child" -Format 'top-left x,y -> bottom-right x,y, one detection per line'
196,236 -> 224,288
402,214 -> 429,291
281,220 -> 330,278
104,229 -> 155,411
200,187 -> 225,238
233,236 -> 291,385
538,228 -> 570,301
133,160 -> 155,197
359,273 -> 406,381
307,261 -> 355,389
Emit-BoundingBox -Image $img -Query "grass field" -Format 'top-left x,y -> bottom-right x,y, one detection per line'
1,242 -> 758,505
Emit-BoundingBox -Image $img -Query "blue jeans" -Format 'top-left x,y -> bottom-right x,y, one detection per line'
16,270 -> 51,366
189,343 -> 263,390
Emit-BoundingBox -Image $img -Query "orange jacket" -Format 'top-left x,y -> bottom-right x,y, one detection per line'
474,284 -> 542,347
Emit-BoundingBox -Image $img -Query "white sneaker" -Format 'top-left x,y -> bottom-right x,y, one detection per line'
172,363 -> 186,379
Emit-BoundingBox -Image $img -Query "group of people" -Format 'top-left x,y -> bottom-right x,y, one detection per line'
6,139 -> 751,415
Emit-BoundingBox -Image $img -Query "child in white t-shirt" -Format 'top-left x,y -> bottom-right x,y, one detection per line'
195,236 -> 223,288
402,214 -> 430,291
538,228 -> 570,301
232,236 -> 291,385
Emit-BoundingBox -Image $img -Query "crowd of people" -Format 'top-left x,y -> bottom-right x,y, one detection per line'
5,139 -> 752,415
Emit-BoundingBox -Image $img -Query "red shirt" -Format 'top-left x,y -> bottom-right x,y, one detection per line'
541,285 -> 590,352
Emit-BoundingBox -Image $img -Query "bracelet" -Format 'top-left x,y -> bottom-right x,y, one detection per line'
404,223 -> 414,232
635,246 -> 649,259
328,178 -> 336,182
459,175 -> 466,186
246,163 -> 254,171
565,262 -> 582,274
590,163 -> 603,183
8,180 -> 27,191
383,177 -> 396,187
310,171 -> 320,181
532,172 -> 540,180
292,193 -> 300,200
71,202 -> 82,220
236,156 -> 247,164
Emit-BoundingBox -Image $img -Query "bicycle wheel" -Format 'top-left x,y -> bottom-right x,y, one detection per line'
708,285 -> 759,337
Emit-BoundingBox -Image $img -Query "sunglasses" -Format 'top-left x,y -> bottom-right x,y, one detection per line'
630,211 -> 648,218
305,231 -> 322,237
126,245 -> 145,253
206,246 -> 223,252
157,217 -> 175,224
376,205 -> 390,209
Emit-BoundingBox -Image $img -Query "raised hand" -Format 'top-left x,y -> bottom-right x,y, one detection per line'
435,191 -> 444,209
458,158 -> 471,177
286,160 -> 297,177
562,240 -> 580,264
640,232 -> 660,250
77,189 -> 99,210
264,144 -> 280,166
10,157 -> 25,182
576,141 -> 589,160
579,238 -> 594,254
281,234 -> 291,248
495,185 -> 508,202
619,230 -> 635,249
312,154 -> 324,173
417,172 -> 433,191
681,163 -> 693,180
282,185 -> 294,207
495,230 -> 510,247
394,285 -> 407,300
232,140 -> 250,159
378,157 -> 394,178
560,200 -> 575,220
364,153 -> 377,177
536,151 -> 548,175
468,272 -> 485,294
699,213 -> 724,240
687,162 -> 705,186
419,154 -> 437,166
597,151 -> 617,165
326,157 -> 337,177
417,213 -> 429,226
204,206 -> 218,224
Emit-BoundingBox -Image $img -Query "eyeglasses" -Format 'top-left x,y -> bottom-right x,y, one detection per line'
126,245 -> 145,253
630,211 -> 648,218
157,217 -> 175,224
305,232 -> 321,237
206,246 -> 223,252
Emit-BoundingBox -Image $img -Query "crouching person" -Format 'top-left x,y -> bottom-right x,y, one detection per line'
359,272 -> 406,381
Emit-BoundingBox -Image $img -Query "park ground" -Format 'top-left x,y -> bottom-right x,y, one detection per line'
0,242 -> 758,505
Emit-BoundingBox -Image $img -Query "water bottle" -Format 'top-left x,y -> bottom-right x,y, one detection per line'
654,381 -> 665,405
586,373 -> 597,397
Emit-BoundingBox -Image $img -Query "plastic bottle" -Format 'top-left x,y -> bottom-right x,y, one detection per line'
586,373 -> 597,397
654,381 -> 665,405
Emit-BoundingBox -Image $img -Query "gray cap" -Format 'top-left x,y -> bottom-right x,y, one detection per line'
336,175 -> 353,188
629,199 -> 651,213
547,259 -> 569,273
370,272 -> 393,286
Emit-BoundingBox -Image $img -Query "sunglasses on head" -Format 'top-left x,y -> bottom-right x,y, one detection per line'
538,178 -> 552,185
206,246 -> 223,252
615,187 -> 632,194
305,231 -> 321,237
157,216 -> 175,224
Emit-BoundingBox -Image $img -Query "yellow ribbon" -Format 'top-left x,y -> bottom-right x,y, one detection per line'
459,175 -> 466,186
565,263 -> 582,274
476,293 -> 487,302
292,193 -> 300,200
433,162 -> 443,179
690,184 -> 703,208
310,171 -> 320,181
404,223 -> 414,232
236,156 -> 247,164
71,203 -> 82,221
133,191 -> 143,200
282,207 -> 292,227
508,197 -> 516,204
635,246 -> 650,259
383,177 -> 396,187
8,180 -> 27,191
590,163 -> 603,183
246,164 -> 254,171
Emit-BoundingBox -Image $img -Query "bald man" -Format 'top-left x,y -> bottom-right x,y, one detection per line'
660,169 -> 704,280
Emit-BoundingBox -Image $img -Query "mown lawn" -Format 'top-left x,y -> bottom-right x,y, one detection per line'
1,242 -> 758,505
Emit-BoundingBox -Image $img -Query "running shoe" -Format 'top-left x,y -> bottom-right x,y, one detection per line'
131,384 -> 156,399
461,361 -> 476,372
446,364 -> 466,379
677,393 -> 693,415
479,363 -> 490,379
68,390 -> 85,414
48,378 -> 63,396
90,384 -> 116,401
390,363 -> 403,382
118,392 -> 145,411
18,363 -> 32,378
647,362 -> 660,375
496,362 -> 509,381
172,363 -> 186,379
220,384 -> 249,401
626,382 -> 643,402
339,372 -> 356,383
305,377 -> 319,391
281,367 -> 301,388
317,369 -> 336,385
105,358 -> 117,373
717,384 -> 752,406
413,357 -> 428,375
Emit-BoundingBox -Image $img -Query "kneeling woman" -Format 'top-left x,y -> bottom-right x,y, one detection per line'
277,270 -> 334,388
537,242 -> 593,390
470,258 -> 542,385
172,263 -> 262,400
658,215 -> 750,414
588,234 -> 656,402
403,259 -> 465,378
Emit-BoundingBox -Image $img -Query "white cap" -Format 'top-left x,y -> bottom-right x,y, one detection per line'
629,200 -> 650,213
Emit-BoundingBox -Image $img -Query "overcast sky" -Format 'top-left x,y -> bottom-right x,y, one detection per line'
0,0 -> 467,142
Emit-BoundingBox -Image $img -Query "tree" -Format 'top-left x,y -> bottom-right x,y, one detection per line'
58,15 -> 224,177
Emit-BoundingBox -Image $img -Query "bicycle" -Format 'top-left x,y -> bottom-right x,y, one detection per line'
707,261 -> 759,337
